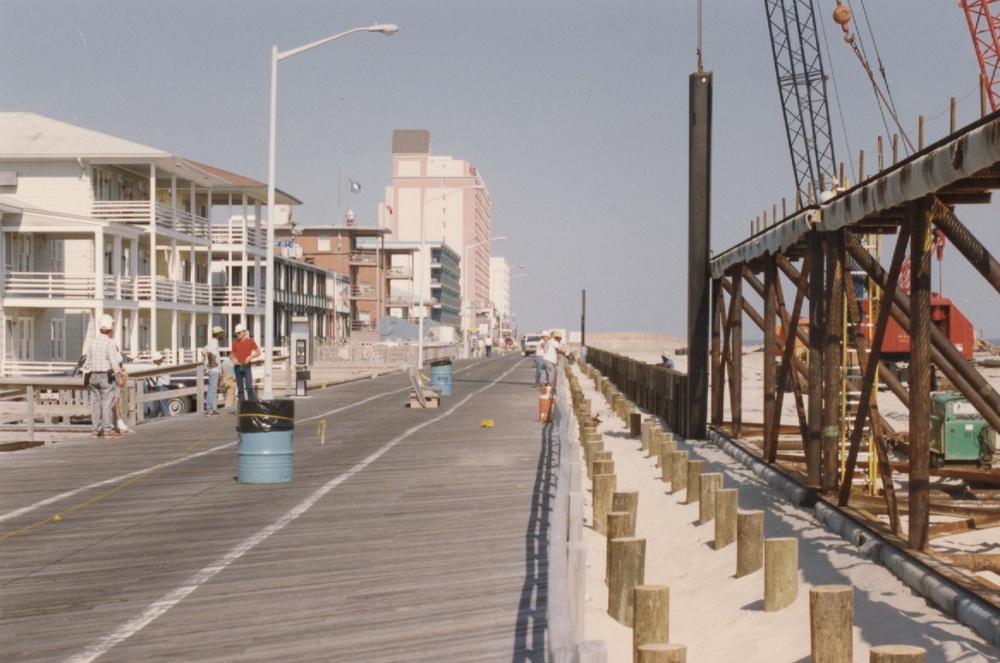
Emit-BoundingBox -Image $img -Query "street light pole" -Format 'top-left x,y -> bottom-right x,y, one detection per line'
264,24 -> 398,399
415,184 -> 485,368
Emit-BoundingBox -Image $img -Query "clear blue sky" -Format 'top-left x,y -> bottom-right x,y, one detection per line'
3,1 -> 998,339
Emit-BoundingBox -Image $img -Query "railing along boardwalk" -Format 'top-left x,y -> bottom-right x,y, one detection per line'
0,354 -> 571,662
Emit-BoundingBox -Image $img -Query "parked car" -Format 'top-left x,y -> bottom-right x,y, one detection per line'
69,354 -> 206,416
521,334 -> 543,356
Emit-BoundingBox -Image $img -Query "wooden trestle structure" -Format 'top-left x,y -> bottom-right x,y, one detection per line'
709,111 -> 1000,555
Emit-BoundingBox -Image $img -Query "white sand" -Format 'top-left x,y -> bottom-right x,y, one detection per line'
569,342 -> 1000,662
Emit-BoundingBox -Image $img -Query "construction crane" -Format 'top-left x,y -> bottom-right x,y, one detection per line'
764,0 -> 839,203
961,0 -> 1000,112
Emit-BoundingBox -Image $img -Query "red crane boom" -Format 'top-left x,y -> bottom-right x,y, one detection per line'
961,0 -> 1000,112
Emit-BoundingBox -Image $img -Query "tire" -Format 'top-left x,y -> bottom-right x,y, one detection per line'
167,396 -> 192,416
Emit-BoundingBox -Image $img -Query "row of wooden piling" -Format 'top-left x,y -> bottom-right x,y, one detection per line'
567,361 -> 928,663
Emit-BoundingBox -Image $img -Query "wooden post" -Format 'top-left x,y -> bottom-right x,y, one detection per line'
737,510 -> 764,576
607,511 -> 634,586
638,643 -> 687,662
659,440 -> 678,481
670,451 -> 689,495
764,537 -> 799,611
699,473 -> 723,524
593,459 -> 615,478
685,459 -> 706,504
649,436 -> 661,464
586,439 -> 604,478
714,488 -> 738,549
593,473 -> 617,534
633,585 -> 670,663
608,537 -> 646,626
810,585 -> 853,663
629,411 -> 642,438
641,421 -> 654,451
869,645 -> 926,662
612,490 -> 640,535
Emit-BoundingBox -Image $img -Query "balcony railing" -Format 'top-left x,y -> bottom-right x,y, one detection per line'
136,277 -> 212,305
91,201 -> 212,240
349,252 -> 378,265
4,272 -> 138,301
211,225 -> 265,250
386,295 -> 412,307
349,284 -> 377,300
386,266 -> 412,279
212,286 -> 259,308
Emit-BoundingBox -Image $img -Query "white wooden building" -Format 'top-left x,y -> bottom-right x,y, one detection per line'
0,112 -> 336,376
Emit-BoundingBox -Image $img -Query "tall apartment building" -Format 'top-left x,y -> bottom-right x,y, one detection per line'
383,130 -> 493,335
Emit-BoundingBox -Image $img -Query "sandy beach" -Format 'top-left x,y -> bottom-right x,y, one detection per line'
574,335 -> 1000,661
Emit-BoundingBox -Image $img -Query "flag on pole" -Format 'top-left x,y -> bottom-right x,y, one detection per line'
349,179 -> 361,194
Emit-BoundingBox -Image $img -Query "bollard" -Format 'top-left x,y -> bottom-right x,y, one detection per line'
714,489 -> 739,550
593,459 -> 615,478
638,644 -> 686,663
698,473 -> 723,524
737,510 -> 765,576
633,585 -> 670,663
669,451 -> 689,495
810,585 -> 853,663
659,441 -> 677,482
606,511 -> 634,586
608,537 -> 646,627
629,411 -> 642,438
764,537 -> 799,611
869,645 -> 926,662
685,460 -> 706,504
593,473 -> 617,534
612,490 -> 640,535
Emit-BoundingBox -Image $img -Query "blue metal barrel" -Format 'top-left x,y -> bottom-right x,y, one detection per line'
238,430 -> 293,483
237,399 -> 295,484
429,360 -> 452,396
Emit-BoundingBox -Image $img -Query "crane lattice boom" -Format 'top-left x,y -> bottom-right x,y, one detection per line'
962,0 -> 1000,113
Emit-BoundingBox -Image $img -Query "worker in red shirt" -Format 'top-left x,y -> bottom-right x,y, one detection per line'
231,323 -> 262,402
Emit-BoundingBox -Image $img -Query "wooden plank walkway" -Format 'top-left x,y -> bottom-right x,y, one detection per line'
0,354 -> 556,662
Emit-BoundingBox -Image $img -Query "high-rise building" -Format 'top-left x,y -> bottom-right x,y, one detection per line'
384,130 -> 492,334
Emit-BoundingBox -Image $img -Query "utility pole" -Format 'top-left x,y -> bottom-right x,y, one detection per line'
581,289 -> 586,348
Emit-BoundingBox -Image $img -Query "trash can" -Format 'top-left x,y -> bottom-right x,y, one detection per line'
237,399 -> 295,483
429,359 -> 452,396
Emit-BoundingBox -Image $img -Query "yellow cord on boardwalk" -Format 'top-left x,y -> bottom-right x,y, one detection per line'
318,419 -> 328,445
480,419 -> 495,428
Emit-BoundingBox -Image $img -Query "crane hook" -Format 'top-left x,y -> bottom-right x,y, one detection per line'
833,1 -> 853,43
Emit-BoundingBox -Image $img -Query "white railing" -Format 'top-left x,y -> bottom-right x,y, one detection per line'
4,273 -> 98,299
350,284 -> 377,299
349,252 -> 377,265
213,286 -> 260,308
91,201 -> 212,240
136,277 -> 212,304
211,225 -> 266,250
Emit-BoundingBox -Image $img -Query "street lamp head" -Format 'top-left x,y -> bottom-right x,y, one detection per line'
369,24 -> 399,35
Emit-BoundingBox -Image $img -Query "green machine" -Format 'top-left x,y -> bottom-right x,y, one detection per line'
929,391 -> 995,468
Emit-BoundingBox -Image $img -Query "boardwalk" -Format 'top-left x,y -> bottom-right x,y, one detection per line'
0,354 -> 554,662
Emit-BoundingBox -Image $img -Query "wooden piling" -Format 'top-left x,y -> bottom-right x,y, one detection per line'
810,585 -> 853,663
612,490 -> 640,535
764,537 -> 799,611
670,451 -> 689,495
869,645 -> 926,662
698,473 -> 722,524
637,643 -> 686,663
608,537 -> 646,626
685,460 -> 706,504
714,488 -> 738,550
737,510 -> 764,576
593,473 -> 617,534
633,585 -> 670,663
659,441 -> 677,482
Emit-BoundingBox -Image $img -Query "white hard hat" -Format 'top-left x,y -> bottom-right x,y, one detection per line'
151,351 -> 164,362
234,323 -> 247,334
99,314 -> 114,330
